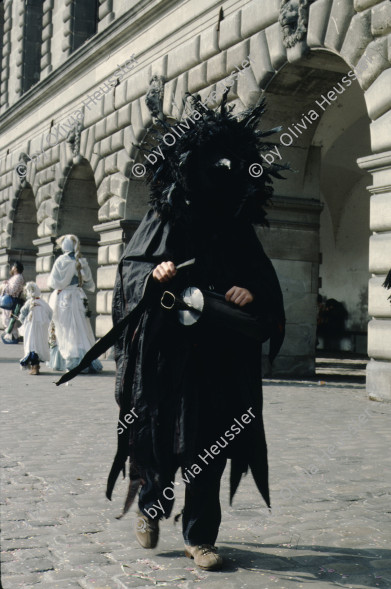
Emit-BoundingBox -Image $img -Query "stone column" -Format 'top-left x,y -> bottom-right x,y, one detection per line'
93,219 -> 141,338
94,220 -> 124,338
357,150 -> 391,401
255,196 -> 323,377
33,236 -> 56,301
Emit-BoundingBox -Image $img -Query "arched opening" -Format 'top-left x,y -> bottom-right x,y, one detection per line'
57,159 -> 99,331
313,80 -> 370,356
259,51 -> 371,378
9,184 -> 38,282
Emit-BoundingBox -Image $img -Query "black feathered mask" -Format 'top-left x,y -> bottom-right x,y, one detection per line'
141,91 -> 288,226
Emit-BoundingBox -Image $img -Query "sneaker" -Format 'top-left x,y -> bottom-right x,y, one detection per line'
184,544 -> 223,571
135,510 -> 159,549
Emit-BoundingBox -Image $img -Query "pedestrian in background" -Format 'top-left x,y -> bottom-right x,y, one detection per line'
1,261 -> 25,344
48,234 -> 102,373
19,282 -> 52,375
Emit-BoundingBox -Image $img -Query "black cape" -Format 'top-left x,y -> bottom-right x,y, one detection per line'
108,209 -> 285,516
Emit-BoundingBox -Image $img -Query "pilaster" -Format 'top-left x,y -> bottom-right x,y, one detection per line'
14,0 -> 25,99
61,0 -> 74,59
358,149 -> 391,401
256,196 -> 323,377
40,0 -> 54,79
32,236 -> 56,295
98,0 -> 114,34
93,219 -> 132,337
0,0 -> 12,113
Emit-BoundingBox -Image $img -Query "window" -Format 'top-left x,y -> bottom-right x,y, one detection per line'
22,0 -> 44,93
70,0 -> 98,53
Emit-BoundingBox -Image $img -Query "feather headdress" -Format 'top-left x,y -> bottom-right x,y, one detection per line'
141,92 -> 288,226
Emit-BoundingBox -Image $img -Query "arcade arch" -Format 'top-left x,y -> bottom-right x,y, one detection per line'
259,50 -> 371,371
9,184 -> 38,282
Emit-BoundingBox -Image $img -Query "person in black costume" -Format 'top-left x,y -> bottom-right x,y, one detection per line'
57,93 -> 287,571
109,94 -> 286,570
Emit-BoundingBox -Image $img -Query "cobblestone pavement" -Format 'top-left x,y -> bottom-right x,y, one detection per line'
1,343 -> 390,589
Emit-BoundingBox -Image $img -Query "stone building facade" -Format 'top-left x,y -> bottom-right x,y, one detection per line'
0,0 -> 390,399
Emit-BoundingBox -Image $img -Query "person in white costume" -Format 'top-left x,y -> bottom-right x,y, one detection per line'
19,282 -> 52,375
48,234 -> 102,373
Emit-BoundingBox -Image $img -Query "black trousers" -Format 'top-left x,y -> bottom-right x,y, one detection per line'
182,455 -> 227,546
139,454 -> 227,546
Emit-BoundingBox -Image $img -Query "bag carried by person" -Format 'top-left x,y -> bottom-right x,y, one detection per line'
160,286 -> 272,343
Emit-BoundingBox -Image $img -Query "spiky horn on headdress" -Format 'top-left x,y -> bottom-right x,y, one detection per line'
383,269 -> 391,301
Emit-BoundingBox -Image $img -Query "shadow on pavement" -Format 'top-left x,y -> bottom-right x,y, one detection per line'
211,543 -> 391,585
